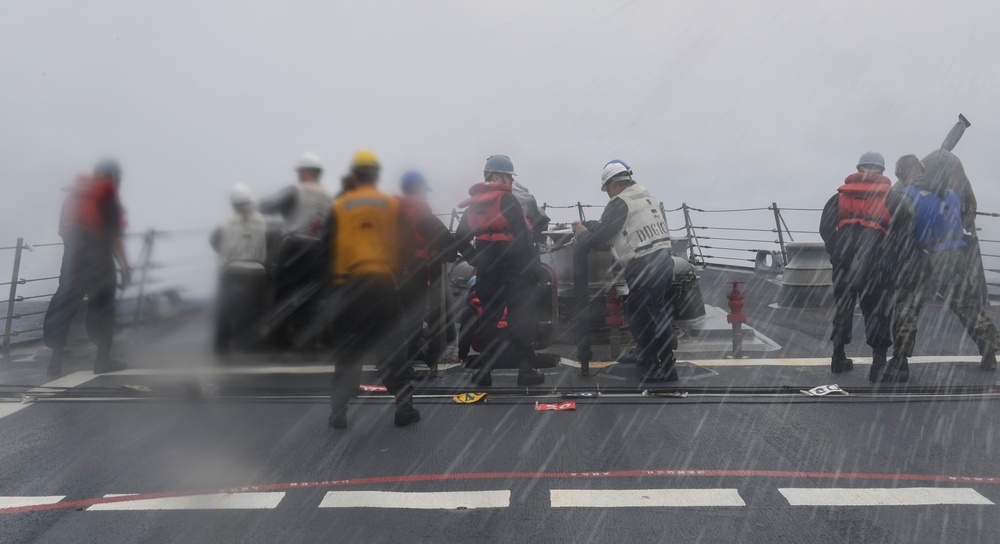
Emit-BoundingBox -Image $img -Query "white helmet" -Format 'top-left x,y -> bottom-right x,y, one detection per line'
230,183 -> 255,207
601,159 -> 632,190
296,152 -> 324,171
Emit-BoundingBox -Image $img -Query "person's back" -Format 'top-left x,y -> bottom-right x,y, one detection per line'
44,159 -> 131,376
885,151 -> 998,379
259,152 -> 332,237
819,152 -> 894,378
211,184 -> 268,353
456,158 -> 545,387
259,153 -> 331,347
325,150 -> 420,429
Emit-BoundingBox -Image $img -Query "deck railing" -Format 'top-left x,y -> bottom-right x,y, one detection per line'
6,202 -> 998,356
0,228 -> 214,357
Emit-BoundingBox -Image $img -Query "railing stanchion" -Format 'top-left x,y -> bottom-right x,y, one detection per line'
771,202 -> 788,265
132,229 -> 156,326
576,202 -> 585,223
681,203 -> 704,264
2,238 -> 24,358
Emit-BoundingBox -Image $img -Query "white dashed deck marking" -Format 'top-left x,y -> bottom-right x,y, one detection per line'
779,487 -> 994,506
0,496 -> 66,508
319,490 -> 510,509
550,489 -> 746,508
0,371 -> 97,420
87,492 -> 286,511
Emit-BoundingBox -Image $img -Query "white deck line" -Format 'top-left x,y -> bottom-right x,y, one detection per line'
0,496 -> 66,508
550,489 -> 746,508
0,371 -> 98,420
87,493 -> 286,511
319,490 -> 510,509
779,487 -> 994,506
663,356 -> 984,367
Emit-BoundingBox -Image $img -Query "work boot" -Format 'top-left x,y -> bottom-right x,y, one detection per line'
328,410 -> 348,429
471,368 -> 492,387
641,355 -> 680,384
46,349 -> 65,378
394,405 -> 421,427
869,349 -> 888,383
881,356 -> 909,383
981,350 -> 997,371
831,344 -> 854,374
516,368 -> 545,386
94,357 -> 127,374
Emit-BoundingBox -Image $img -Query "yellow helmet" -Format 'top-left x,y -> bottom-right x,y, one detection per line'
351,149 -> 380,170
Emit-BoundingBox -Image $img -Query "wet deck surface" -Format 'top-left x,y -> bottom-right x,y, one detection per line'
1,267 -> 998,543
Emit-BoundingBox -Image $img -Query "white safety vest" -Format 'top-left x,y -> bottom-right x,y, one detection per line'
286,182 -> 332,238
218,214 -> 267,272
609,184 -> 672,268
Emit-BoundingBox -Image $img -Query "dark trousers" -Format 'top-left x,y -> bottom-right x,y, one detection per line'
623,250 -> 677,364
214,269 -> 267,353
43,242 -> 116,355
456,302 -> 478,359
399,270 -> 450,369
474,264 -> 537,372
273,237 -> 323,348
329,276 -> 413,415
894,248 -> 998,357
830,245 -> 892,349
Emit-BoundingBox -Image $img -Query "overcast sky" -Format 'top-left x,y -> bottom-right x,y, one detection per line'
3,0 -> 999,269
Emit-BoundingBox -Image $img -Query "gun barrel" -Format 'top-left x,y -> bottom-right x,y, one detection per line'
941,113 -> 972,151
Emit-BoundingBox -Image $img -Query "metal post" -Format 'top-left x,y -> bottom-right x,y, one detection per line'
573,240 -> 592,376
681,204 -> 702,264
437,262 -> 449,371
576,202 -> 585,223
132,229 -> 155,326
448,208 -> 459,232
771,202 -> 788,265
2,238 -> 24,358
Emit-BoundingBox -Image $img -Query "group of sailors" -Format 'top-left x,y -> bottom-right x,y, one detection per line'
820,149 -> 997,382
206,150 -> 679,427
40,143 -> 997,427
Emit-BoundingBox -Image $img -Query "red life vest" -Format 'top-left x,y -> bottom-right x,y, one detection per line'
837,172 -> 891,234
397,196 -> 431,261
459,183 -> 515,242
60,175 -> 126,236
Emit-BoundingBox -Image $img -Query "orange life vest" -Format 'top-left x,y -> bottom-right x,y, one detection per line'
459,182 -> 516,242
60,176 -> 126,236
837,173 -> 891,234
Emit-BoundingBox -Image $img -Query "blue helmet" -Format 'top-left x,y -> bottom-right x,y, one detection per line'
484,154 -> 516,176
93,158 -> 122,181
857,151 -> 885,171
401,170 -> 430,193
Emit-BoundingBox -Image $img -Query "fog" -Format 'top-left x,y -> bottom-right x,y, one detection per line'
3,0 -> 999,282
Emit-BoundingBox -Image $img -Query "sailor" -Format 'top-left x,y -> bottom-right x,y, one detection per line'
819,152 -> 896,379
43,159 -> 131,376
259,152 -> 332,347
483,155 -> 550,245
456,159 -> 546,386
322,150 -> 420,428
893,155 -> 925,191
884,149 -> 998,381
396,170 -> 454,378
573,160 -> 679,383
209,184 -> 271,354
